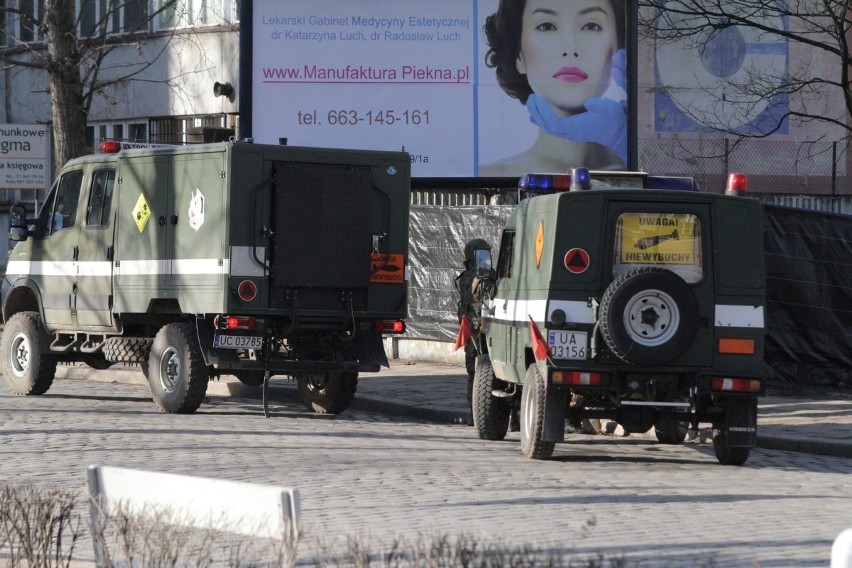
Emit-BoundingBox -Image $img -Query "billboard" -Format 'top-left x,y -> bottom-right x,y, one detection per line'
0,124 -> 50,190
251,0 -> 631,177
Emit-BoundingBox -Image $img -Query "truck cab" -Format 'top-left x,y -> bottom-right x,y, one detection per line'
473,169 -> 765,465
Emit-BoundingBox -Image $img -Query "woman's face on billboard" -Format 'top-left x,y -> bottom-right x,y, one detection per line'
515,0 -> 618,115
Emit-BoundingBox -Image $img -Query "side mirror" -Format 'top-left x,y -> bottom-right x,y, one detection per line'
9,204 -> 29,242
473,249 -> 494,279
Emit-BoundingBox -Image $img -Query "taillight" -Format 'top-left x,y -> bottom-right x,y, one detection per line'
552,371 -> 602,386
711,377 -> 761,393
213,315 -> 257,331
725,173 -> 748,196
237,280 -> 257,302
718,338 -> 755,355
375,319 -> 406,334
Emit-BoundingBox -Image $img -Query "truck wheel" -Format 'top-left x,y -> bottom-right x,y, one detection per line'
599,267 -> 699,365
0,312 -> 57,395
81,354 -> 113,370
520,364 -> 555,460
234,371 -> 265,387
103,337 -> 153,363
147,324 -> 209,414
472,355 -> 510,441
713,430 -> 752,466
654,413 -> 689,444
296,371 -> 358,414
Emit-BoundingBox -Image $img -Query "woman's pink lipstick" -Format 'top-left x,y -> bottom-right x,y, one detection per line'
553,66 -> 588,83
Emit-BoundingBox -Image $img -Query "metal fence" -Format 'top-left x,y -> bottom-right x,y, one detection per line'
638,136 -> 850,196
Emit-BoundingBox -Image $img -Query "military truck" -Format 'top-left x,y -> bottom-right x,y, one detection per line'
471,169 -> 765,466
0,140 -> 410,415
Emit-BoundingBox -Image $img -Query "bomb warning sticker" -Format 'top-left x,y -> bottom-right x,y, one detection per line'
619,213 -> 699,265
132,193 -> 151,233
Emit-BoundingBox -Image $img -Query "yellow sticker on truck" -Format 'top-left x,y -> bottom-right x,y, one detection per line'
620,213 -> 698,265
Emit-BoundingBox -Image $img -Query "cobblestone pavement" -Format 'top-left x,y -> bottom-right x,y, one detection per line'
1,361 -> 851,567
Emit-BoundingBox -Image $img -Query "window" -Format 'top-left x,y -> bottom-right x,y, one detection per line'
16,0 -> 44,43
155,0 -> 188,29
79,0 -> 109,36
496,230 -> 515,279
36,170 -> 84,238
86,169 -> 116,227
128,122 -> 147,142
612,212 -> 703,283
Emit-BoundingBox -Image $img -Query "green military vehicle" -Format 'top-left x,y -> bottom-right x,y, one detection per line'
471,168 -> 765,465
1,140 -> 410,415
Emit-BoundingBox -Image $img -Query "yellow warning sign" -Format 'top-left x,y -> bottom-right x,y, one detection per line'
619,213 -> 698,265
535,220 -> 544,268
371,253 -> 405,283
132,193 -> 151,233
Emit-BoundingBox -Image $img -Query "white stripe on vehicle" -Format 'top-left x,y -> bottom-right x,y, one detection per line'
7,259 -> 230,278
490,299 -> 595,324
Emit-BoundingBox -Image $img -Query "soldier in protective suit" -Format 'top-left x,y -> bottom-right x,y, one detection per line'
455,239 -> 494,417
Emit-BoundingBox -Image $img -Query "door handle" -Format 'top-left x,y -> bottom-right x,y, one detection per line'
71,246 -> 78,261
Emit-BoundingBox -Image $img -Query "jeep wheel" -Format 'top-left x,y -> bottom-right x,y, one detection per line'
713,430 -> 752,466
0,312 -> 57,395
296,371 -> 358,414
234,371 -> 265,388
520,364 -> 555,460
472,355 -> 510,440
147,323 -> 209,413
599,267 -> 699,365
654,413 -> 689,444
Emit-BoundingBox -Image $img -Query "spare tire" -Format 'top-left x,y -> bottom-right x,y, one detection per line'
599,267 -> 698,365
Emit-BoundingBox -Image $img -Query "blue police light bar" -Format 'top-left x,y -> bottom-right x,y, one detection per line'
518,168 -> 590,200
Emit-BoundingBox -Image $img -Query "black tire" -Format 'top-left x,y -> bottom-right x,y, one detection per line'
234,371 -> 265,387
713,430 -> 752,466
0,312 -> 57,395
520,364 -> 555,460
654,413 -> 689,444
296,371 -> 358,414
103,337 -> 153,363
471,355 -> 510,441
620,407 -> 656,435
147,323 -> 209,414
599,267 -> 699,365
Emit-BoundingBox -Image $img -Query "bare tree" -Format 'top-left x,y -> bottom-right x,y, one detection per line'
0,0 -> 179,167
639,0 -> 851,145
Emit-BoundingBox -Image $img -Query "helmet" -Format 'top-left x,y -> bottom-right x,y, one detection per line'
464,238 -> 491,262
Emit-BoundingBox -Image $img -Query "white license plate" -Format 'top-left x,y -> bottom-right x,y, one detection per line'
213,334 -> 263,350
548,330 -> 588,360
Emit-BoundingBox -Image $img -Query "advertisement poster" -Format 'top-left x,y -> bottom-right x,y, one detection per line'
252,0 -> 629,177
0,124 -> 50,190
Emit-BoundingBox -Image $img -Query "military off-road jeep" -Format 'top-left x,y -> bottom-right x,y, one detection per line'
1,140 -> 410,416
472,169 -> 765,465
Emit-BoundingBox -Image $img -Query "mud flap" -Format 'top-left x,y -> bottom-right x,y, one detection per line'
543,387 -> 568,443
351,331 -> 389,371
722,397 -> 758,447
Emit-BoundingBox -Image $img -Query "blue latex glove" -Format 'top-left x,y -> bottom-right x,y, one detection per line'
526,48 -> 628,164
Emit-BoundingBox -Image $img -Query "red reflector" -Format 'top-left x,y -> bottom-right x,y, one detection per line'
375,320 -> 406,334
237,280 -> 257,302
553,371 -> 601,386
718,338 -> 755,355
726,173 -> 748,195
99,140 -> 122,154
711,377 -> 761,393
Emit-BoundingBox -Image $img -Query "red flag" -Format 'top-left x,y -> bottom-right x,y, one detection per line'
528,315 -> 550,362
454,314 -> 473,351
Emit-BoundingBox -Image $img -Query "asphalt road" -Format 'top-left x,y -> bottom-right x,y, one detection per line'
1,374 -> 850,567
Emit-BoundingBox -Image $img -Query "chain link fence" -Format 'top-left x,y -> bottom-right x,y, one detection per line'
639,136 -> 850,196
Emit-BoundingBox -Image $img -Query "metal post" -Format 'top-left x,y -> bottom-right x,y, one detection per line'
832,140 -> 837,197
